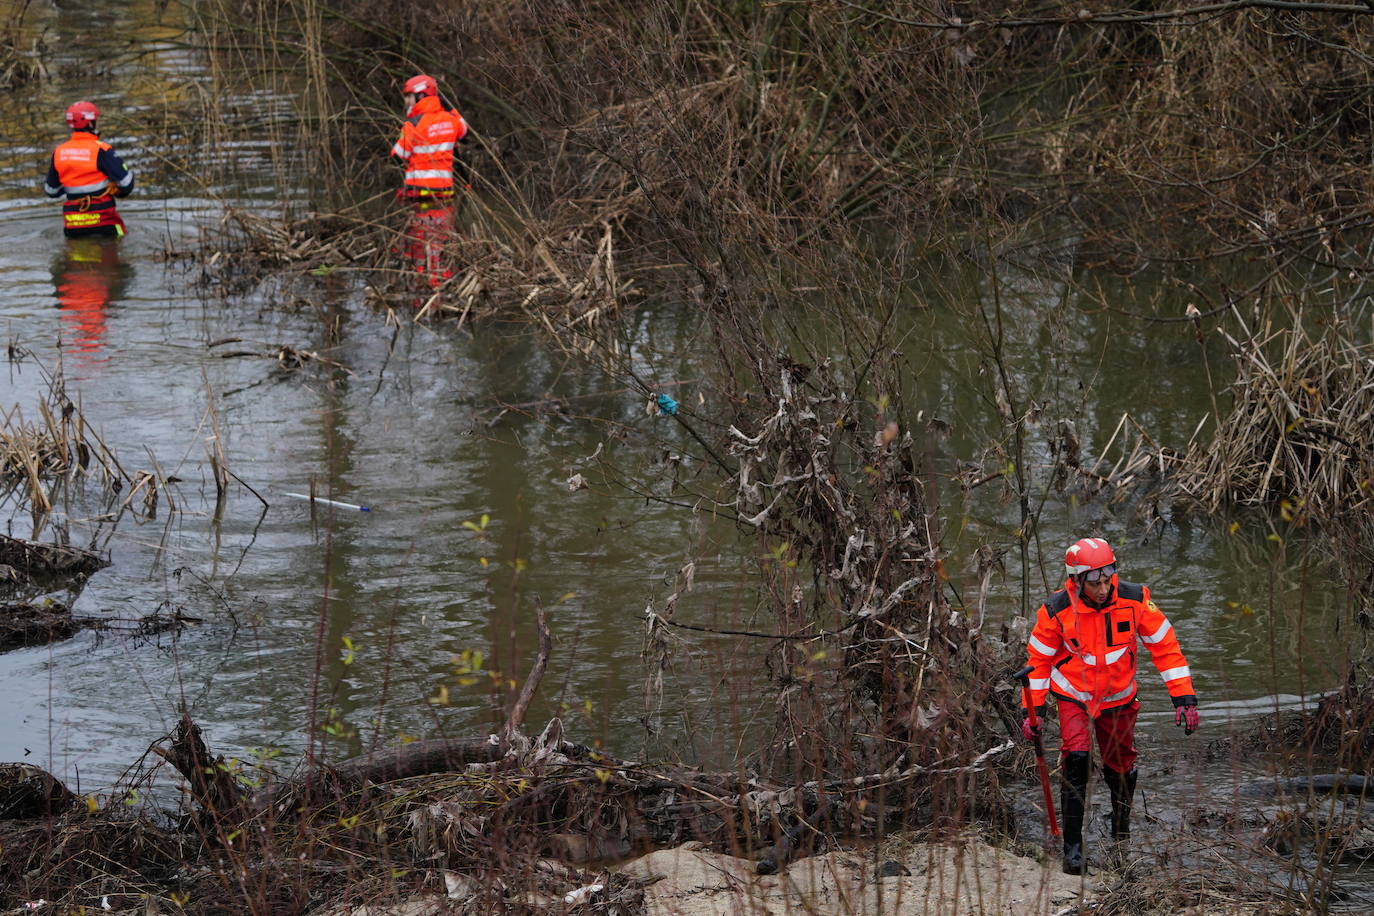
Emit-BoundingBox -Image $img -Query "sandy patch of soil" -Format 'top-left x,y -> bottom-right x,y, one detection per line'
620,836 -> 1095,915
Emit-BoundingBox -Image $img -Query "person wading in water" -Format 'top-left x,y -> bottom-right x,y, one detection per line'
390,74 -> 470,291
43,101 -> 135,238
1019,537 -> 1200,874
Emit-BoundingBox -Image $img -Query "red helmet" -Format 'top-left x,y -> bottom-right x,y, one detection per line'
1065,537 -> 1115,577
403,74 -> 437,97
65,101 -> 100,130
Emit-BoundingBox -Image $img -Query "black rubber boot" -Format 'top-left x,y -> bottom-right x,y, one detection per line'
1061,751 -> 1090,875
1104,767 -> 1137,843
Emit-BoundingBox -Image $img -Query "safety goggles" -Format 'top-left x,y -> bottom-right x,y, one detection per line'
1082,564 -> 1115,584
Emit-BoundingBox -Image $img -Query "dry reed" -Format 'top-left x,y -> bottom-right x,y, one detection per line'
1168,302 -> 1374,521
1,354 -> 178,532
0,0 -> 45,89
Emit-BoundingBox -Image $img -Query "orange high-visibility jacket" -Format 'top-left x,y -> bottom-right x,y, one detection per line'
44,131 -> 135,235
391,96 -> 468,192
47,132 -> 133,198
1021,577 -> 1196,717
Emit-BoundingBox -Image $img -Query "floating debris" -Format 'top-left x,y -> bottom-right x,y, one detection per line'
0,534 -> 106,585
283,492 -> 372,512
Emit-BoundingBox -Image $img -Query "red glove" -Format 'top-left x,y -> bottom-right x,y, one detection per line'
1021,716 -> 1041,741
1175,704 -> 1199,735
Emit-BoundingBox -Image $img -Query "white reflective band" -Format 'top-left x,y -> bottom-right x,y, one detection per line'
1142,619 -> 1172,644
44,182 -> 62,196
1051,669 -> 1135,705
1029,677 -> 1049,690
116,172 -> 133,187
404,169 -> 453,180
1160,665 -> 1191,682
1103,684 -> 1135,703
412,141 -> 455,154
1028,635 -> 1057,656
1050,668 -> 1092,702
392,143 -> 410,158
66,180 -> 108,194
1081,646 -> 1129,667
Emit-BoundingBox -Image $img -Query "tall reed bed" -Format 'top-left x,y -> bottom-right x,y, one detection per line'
190,0 -> 1374,275
0,0 -> 44,89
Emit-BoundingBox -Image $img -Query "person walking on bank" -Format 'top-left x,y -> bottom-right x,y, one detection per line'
391,74 -> 468,200
1019,537 -> 1199,875
43,102 -> 135,238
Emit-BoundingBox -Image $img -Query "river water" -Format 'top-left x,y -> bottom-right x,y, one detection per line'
0,0 -> 1367,903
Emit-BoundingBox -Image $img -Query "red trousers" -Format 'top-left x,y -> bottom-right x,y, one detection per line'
1058,698 -> 1138,772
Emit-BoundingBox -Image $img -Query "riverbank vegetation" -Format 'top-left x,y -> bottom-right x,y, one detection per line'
189,0 -> 1374,300
0,0 -> 44,89
9,0 -> 1374,913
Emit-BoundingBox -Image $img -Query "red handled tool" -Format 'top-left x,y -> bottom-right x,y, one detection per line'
1013,663 -> 1059,837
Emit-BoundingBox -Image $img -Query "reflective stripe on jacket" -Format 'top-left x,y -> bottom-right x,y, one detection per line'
45,132 -> 134,199
391,96 -> 468,191
1022,577 -> 1196,717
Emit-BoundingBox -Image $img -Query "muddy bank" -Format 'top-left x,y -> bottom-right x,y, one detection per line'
0,738 -> 1293,916
0,533 -> 109,651
4,620 -> 1353,915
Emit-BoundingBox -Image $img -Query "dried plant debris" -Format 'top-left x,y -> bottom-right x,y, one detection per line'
0,763 -> 78,819
202,201 -> 638,331
0,600 -> 80,652
216,208 -> 377,270
0,532 -> 106,583
1169,305 -> 1374,521
207,337 -> 353,376
2,364 -> 179,522
0,599 -> 196,654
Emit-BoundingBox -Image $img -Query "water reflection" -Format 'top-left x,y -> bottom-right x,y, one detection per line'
392,198 -> 458,297
51,236 -> 129,365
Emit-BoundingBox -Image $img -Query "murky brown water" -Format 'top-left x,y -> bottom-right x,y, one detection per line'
0,1 -> 1366,902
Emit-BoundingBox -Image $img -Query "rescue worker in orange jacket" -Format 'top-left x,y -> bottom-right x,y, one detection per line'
43,102 -> 135,238
391,74 -> 468,199
1020,537 -> 1199,875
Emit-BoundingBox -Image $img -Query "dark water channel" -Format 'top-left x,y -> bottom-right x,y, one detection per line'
0,0 -> 1368,905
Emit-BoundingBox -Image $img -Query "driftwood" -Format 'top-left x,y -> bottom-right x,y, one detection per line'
0,533 -> 106,584
0,601 -> 79,652
0,602 -> 195,655
152,711 -> 250,820
146,602 -> 1014,878
331,736 -> 505,786
0,762 -> 77,818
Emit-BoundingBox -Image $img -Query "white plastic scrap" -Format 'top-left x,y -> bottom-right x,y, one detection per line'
562,883 -> 605,905
444,870 -> 473,900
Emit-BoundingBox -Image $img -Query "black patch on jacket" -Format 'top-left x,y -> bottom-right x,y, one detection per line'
1117,580 -> 1144,601
1045,590 -> 1072,616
